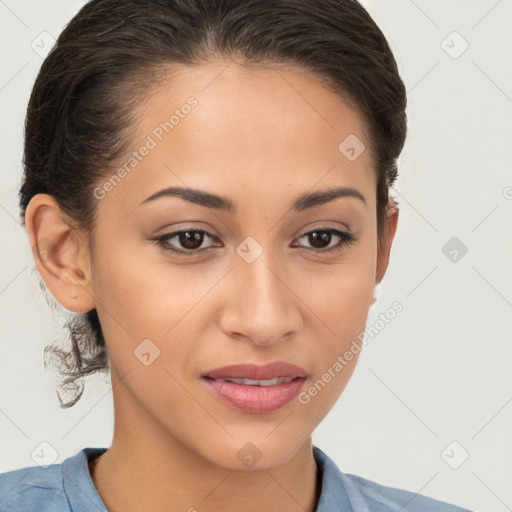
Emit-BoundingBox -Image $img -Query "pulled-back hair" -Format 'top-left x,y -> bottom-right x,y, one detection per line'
19,0 -> 407,407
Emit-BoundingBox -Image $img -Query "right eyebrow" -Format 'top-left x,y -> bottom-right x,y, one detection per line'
140,186 -> 234,211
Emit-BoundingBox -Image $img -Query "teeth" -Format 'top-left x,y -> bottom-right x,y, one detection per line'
219,377 -> 294,386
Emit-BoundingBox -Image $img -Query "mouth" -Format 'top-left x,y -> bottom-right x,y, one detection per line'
205,376 -> 298,386
203,361 -> 308,381
201,362 -> 308,414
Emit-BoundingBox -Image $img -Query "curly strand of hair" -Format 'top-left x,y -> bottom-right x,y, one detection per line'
43,309 -> 109,408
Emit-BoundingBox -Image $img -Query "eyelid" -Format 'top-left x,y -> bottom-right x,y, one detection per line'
293,227 -> 355,254
150,228 -> 220,256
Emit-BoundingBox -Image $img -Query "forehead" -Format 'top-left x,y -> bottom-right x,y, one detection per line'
101,61 -> 376,213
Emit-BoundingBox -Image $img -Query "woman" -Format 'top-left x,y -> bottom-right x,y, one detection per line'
0,0 -> 472,510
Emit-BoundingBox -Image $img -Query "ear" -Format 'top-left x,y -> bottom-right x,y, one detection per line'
24,194 -> 95,313
375,204 -> 399,285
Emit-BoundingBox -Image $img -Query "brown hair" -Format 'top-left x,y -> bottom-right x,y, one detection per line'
19,0 -> 407,407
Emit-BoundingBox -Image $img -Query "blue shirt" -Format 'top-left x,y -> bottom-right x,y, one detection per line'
0,446 -> 472,511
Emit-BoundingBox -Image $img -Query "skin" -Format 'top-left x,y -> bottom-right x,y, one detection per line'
25,61 -> 398,512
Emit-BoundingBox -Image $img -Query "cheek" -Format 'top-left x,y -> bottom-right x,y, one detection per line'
88,240 -> 167,382
302,243 -> 376,338
90,237 -> 217,380
91,235 -> 175,334
309,274 -> 373,374
299,248 -> 376,396
322,268 -> 374,342
295,274 -> 373,422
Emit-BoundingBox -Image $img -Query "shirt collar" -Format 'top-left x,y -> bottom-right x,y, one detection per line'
62,446 -> 356,512
62,447 -> 108,512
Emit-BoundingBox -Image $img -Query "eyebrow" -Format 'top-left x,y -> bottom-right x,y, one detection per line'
140,185 -> 366,212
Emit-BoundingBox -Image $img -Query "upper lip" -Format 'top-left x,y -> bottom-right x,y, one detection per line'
203,362 -> 308,380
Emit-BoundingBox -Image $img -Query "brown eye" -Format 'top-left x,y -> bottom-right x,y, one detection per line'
177,231 -> 205,250
294,228 -> 355,253
307,231 -> 334,249
152,229 -> 220,255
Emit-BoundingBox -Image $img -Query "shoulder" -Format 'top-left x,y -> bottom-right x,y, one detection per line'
342,472 -> 472,512
0,460 -> 67,511
0,447 -> 107,512
313,446 -> 473,512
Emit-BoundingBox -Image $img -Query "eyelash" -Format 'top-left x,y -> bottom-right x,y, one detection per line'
150,227 -> 356,257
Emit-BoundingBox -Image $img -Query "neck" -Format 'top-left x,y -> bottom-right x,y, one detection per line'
89,444 -> 319,512
88,372 -> 320,512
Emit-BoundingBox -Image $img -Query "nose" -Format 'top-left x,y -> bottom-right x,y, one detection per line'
218,253 -> 303,347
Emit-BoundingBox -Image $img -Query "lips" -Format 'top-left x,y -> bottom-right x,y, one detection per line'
202,362 -> 308,414
217,376 -> 294,386
203,362 -> 308,381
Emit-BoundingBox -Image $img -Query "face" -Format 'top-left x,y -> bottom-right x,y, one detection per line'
79,62 -> 393,469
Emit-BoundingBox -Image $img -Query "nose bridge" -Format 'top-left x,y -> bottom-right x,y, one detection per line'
220,246 -> 302,345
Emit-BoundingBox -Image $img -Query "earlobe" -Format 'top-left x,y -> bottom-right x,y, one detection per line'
24,194 -> 95,313
375,205 -> 399,285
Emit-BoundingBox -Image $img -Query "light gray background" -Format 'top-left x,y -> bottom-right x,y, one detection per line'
1,1 -> 511,511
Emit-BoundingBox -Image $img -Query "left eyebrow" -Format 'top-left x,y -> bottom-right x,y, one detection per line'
292,186 -> 366,211
139,185 -> 366,212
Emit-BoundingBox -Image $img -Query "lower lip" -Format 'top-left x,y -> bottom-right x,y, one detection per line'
202,377 -> 306,414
